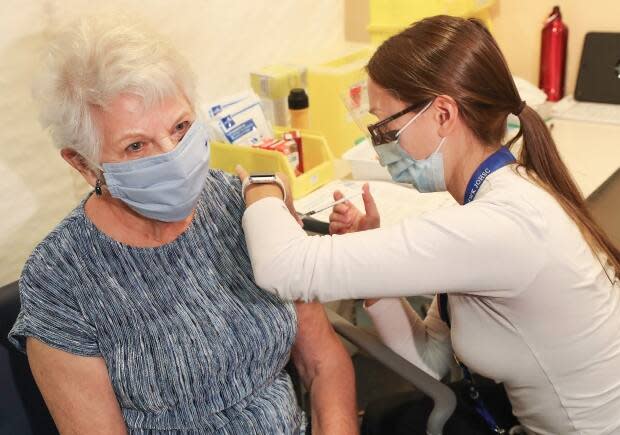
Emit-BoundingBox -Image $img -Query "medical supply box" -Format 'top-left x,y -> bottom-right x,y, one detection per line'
210,128 -> 334,200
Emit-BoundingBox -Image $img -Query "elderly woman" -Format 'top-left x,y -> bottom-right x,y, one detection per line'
7,17 -> 357,435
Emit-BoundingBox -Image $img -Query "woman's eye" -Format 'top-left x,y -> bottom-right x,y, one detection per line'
126,142 -> 143,153
172,121 -> 192,143
175,121 -> 190,133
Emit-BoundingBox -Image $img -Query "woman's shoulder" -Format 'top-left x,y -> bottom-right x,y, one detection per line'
22,201 -> 90,282
198,169 -> 244,219
12,200 -> 102,357
204,169 -> 242,196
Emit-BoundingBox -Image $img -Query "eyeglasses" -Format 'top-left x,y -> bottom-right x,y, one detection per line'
367,100 -> 432,147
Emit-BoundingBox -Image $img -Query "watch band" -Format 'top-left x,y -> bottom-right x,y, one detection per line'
241,174 -> 287,202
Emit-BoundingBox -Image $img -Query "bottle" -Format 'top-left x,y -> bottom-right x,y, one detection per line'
288,88 -> 310,129
539,6 -> 568,102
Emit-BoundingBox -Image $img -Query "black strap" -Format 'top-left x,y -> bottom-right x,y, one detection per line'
438,293 -> 450,327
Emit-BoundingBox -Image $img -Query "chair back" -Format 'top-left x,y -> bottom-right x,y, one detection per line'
0,281 -> 58,435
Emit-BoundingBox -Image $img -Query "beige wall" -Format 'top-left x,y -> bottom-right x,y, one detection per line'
345,0 -> 620,95
0,0 -> 350,286
2,1 -> 618,287
491,0 -> 620,96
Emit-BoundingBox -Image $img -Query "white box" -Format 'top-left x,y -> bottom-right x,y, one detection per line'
341,139 -> 392,181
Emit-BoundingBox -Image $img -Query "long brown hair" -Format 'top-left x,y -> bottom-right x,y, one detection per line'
367,15 -> 619,277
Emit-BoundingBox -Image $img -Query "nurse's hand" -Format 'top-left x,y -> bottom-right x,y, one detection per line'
329,183 -> 379,235
235,165 -> 302,226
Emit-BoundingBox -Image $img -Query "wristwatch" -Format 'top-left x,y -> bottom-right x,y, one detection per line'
241,173 -> 287,202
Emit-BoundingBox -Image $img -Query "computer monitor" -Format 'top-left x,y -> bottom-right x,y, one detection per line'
574,32 -> 620,105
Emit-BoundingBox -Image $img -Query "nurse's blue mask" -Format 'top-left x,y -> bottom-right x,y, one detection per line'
368,100 -> 447,193
99,119 -> 210,222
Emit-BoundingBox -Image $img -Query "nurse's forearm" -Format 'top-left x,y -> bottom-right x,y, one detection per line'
242,197 -> 434,302
242,191 -> 544,301
242,197 -> 313,300
243,198 -> 402,301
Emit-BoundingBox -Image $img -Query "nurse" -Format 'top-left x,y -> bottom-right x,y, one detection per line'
237,15 -> 620,435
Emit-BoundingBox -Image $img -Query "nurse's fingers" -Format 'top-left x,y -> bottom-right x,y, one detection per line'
334,190 -> 358,212
333,203 -> 351,215
361,183 -> 379,219
329,211 -> 351,224
329,221 -> 349,235
235,165 -> 249,182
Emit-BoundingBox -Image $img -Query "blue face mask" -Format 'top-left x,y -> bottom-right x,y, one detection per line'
101,119 -> 210,222
374,102 -> 447,193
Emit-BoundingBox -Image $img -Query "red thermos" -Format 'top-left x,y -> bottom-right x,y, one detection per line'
539,6 -> 568,101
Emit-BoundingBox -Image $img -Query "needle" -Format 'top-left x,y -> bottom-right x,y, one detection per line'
299,192 -> 363,218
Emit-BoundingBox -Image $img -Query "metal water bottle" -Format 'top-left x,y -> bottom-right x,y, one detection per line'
539,6 -> 568,101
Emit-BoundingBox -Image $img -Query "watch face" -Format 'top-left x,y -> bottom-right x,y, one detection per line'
244,173 -> 284,201
250,173 -> 276,178
249,174 -> 276,183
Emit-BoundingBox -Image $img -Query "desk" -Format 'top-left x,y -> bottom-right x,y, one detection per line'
549,119 -> 620,198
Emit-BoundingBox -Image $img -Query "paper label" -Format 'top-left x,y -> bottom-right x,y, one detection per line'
222,119 -> 258,144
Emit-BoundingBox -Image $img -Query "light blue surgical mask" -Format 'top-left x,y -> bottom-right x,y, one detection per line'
101,119 -> 210,222
374,102 -> 447,193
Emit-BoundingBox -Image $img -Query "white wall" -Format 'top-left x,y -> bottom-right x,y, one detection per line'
0,0 -> 350,285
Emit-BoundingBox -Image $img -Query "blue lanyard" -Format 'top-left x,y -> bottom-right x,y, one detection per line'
463,146 -> 516,205
439,146 -> 516,325
439,146 -> 515,434
460,364 -> 507,434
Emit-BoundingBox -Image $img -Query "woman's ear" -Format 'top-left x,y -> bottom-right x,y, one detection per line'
60,148 -> 99,188
433,95 -> 459,137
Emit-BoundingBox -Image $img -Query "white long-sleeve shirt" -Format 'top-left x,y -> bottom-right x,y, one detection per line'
242,166 -> 620,434
364,296 -> 454,381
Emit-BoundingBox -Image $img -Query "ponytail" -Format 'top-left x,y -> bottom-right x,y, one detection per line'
510,106 -> 620,278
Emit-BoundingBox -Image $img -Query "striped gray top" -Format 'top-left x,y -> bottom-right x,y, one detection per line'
9,170 -> 305,434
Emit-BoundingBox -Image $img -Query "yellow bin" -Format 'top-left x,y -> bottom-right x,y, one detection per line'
368,0 -> 495,43
307,47 -> 376,159
210,128 -> 335,200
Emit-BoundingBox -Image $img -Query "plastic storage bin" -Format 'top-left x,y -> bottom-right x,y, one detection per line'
250,64 -> 307,127
210,128 -> 334,200
368,0 -> 495,43
307,47 -> 375,159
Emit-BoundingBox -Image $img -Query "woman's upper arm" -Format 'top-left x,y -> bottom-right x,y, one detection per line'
243,197 -> 547,301
290,302 -> 349,384
27,338 -> 127,435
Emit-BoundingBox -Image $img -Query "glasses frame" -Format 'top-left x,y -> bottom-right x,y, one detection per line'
367,100 -> 431,147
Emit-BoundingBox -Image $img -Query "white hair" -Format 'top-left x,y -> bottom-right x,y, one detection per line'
34,15 -> 197,167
